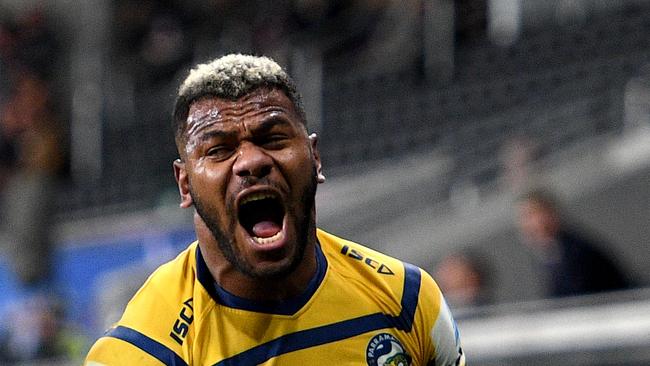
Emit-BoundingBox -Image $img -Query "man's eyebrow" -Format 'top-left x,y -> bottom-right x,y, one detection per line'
196,129 -> 235,142
254,116 -> 292,134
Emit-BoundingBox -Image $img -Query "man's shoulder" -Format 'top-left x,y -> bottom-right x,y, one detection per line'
317,229 -> 409,279
315,229 -> 463,364
85,242 -> 200,365
316,229 -> 440,311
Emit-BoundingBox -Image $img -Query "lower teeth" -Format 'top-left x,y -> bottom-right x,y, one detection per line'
253,230 -> 283,244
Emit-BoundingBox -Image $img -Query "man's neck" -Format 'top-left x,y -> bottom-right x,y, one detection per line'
206,243 -> 319,302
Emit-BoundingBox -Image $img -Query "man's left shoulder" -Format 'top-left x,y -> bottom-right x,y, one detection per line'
316,229 -> 445,309
317,229 -> 414,280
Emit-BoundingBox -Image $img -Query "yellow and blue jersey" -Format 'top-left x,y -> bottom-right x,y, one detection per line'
85,229 -> 465,365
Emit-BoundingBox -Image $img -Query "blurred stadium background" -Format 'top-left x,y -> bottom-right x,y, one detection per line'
0,0 -> 650,364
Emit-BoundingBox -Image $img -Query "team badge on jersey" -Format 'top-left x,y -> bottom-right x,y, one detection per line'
366,333 -> 412,366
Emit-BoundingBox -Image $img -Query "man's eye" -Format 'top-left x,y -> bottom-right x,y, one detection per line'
206,146 -> 234,160
262,135 -> 288,149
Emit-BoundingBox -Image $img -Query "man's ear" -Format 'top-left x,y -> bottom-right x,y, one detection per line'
309,133 -> 326,183
173,159 -> 193,208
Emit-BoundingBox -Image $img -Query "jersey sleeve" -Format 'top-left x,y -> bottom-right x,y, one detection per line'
419,270 -> 466,366
430,299 -> 465,366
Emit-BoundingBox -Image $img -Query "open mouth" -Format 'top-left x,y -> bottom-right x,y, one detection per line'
238,192 -> 286,245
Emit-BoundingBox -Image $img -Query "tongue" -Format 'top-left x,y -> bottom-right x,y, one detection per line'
252,220 -> 282,238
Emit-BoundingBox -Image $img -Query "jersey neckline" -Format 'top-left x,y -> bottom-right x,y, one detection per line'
195,241 -> 328,315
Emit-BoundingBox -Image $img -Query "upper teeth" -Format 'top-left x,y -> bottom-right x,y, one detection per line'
240,193 -> 274,206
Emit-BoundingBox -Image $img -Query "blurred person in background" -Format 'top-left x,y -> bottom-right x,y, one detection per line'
0,67 -> 65,286
516,188 -> 632,298
434,250 -> 491,309
0,7 -> 65,286
85,54 -> 465,365
0,9 -> 74,363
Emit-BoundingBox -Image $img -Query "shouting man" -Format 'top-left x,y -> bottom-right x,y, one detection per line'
85,54 -> 465,366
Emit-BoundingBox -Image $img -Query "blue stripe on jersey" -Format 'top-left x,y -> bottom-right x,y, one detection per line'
396,262 -> 421,331
106,325 -> 188,366
213,262 -> 422,366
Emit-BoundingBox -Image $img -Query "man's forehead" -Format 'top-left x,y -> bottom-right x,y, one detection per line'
188,87 -> 295,119
181,87 -> 302,143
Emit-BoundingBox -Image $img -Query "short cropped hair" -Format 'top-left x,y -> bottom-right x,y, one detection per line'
173,54 -> 305,146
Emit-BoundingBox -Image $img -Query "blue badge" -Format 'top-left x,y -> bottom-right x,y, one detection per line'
366,333 -> 412,366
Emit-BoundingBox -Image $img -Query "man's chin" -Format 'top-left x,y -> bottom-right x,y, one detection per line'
245,259 -> 299,280
233,226 -> 304,280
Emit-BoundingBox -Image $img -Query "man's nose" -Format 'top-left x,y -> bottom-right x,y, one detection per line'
233,142 -> 273,179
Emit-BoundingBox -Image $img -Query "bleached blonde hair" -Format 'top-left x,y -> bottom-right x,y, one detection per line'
173,54 -> 305,143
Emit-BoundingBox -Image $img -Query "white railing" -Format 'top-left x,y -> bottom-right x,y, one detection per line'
457,288 -> 650,365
